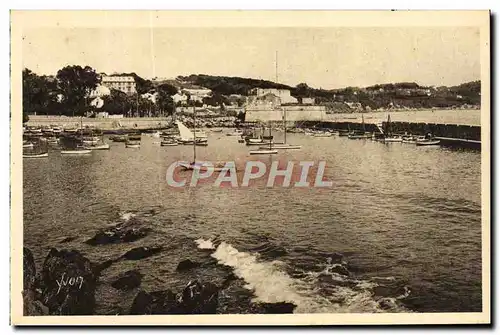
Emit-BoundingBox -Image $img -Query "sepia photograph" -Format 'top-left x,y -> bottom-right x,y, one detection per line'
10,10 -> 490,325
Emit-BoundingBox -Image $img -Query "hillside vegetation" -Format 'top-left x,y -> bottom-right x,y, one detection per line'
176,74 -> 481,109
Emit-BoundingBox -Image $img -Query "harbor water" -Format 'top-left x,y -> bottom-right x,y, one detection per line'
23,133 -> 482,314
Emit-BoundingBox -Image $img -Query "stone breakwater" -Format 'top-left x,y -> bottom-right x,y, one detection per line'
26,116 -> 173,131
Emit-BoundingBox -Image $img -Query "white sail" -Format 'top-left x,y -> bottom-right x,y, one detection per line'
176,121 -> 195,141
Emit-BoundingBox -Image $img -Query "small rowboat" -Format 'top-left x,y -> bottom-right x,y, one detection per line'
270,144 -> 302,150
61,149 -> 92,155
125,142 -> 141,148
23,152 -> 48,158
313,133 -> 333,137
416,140 -> 441,146
249,149 -> 278,155
384,136 -> 403,143
161,141 -> 178,146
179,162 -> 222,172
89,143 -> 110,150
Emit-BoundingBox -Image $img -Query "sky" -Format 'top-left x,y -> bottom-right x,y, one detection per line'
22,27 -> 480,89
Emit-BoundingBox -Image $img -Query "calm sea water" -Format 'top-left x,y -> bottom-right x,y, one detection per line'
23,132 -> 482,314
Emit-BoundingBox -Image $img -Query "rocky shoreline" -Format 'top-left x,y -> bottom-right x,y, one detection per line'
23,216 -> 297,316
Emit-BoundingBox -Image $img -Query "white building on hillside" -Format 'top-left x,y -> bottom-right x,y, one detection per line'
302,97 -> 315,105
173,93 -> 188,105
250,88 -> 298,104
183,88 -> 212,98
101,75 -> 137,94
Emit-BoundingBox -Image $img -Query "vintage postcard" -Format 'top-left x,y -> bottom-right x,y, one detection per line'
10,10 -> 490,325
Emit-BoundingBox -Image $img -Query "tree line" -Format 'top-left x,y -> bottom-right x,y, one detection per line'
22,66 -> 177,122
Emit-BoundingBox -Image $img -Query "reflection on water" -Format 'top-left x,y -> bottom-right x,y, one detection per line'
23,133 -> 482,313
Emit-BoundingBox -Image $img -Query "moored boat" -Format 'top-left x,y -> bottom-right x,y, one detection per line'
82,136 -> 100,145
249,149 -> 278,155
88,143 -> 110,150
416,139 -> 441,146
313,132 -> 333,137
161,136 -> 178,146
52,126 -> 63,135
61,149 -> 92,155
125,141 -> 141,148
226,129 -> 243,136
348,131 -> 370,139
258,144 -> 301,150
47,138 -> 60,145
110,134 -> 127,142
179,161 -> 230,172
384,135 -> 403,143
23,152 -> 48,158
161,142 -> 179,147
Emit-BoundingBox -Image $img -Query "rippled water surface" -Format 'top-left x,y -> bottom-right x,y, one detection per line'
23,133 -> 482,314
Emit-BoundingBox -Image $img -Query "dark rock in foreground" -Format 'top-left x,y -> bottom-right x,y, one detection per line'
176,259 -> 201,272
40,248 -> 97,315
85,218 -> 151,246
179,280 -> 219,314
92,259 -> 116,276
250,302 -> 297,314
112,270 -> 143,290
129,280 -> 219,314
121,246 -> 163,260
23,248 -> 49,316
23,247 -> 37,291
130,289 -> 178,314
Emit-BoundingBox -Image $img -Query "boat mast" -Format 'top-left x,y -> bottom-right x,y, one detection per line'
387,114 -> 391,136
283,108 -> 287,144
193,105 -> 196,163
269,122 -> 272,150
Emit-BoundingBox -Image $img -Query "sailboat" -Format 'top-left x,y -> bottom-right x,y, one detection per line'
61,115 -> 92,155
176,120 -> 207,146
348,114 -> 370,139
85,130 -> 110,150
382,114 -> 402,142
244,123 -> 265,146
263,52 -> 301,150
178,106 -> 229,171
176,107 -> 207,146
250,123 -> 278,155
267,108 -> 302,149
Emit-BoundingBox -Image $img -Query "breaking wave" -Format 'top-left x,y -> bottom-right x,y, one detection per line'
196,238 -> 411,313
120,212 -> 136,221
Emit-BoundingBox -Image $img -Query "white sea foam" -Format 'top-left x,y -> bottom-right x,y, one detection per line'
195,238 -> 215,250
120,212 -> 136,221
195,238 -> 410,313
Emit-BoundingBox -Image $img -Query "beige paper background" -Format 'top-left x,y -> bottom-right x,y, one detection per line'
10,10 -> 490,325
